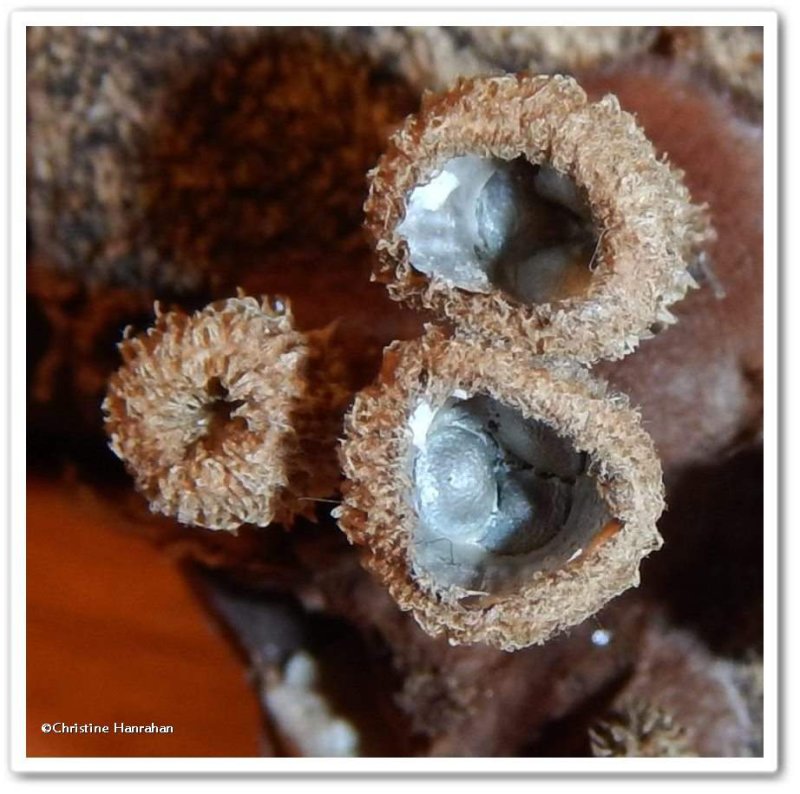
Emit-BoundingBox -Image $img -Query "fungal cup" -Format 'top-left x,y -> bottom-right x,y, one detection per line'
367,75 -> 712,364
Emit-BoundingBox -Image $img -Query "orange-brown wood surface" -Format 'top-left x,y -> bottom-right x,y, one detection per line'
26,476 -> 263,757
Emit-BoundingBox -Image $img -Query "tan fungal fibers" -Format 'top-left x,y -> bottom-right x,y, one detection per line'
365,74 -> 713,364
104,295 -> 321,531
335,332 -> 664,650
589,700 -> 696,758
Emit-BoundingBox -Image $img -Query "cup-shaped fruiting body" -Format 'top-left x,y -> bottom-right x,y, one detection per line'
103,295 -> 341,531
589,700 -> 696,758
365,74 -> 713,364
335,331 -> 664,650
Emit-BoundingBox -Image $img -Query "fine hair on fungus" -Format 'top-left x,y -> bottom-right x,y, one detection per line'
366,74 -> 713,364
103,294 -> 344,531
336,332 -> 665,650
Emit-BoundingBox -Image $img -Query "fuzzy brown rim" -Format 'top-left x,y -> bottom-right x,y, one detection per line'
365,74 -> 713,364
103,295 -> 310,531
335,331 -> 665,650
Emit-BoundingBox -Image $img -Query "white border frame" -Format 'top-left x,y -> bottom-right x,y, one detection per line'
7,6 -> 779,775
